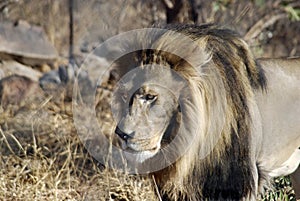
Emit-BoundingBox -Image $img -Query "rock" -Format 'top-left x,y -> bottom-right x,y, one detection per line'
0,20 -> 57,66
0,74 -> 44,109
0,60 -> 42,81
39,66 -> 67,102
39,54 -> 111,104
79,53 -> 111,86
39,64 -> 52,73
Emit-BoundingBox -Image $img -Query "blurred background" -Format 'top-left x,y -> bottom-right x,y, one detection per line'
1,0 -> 299,58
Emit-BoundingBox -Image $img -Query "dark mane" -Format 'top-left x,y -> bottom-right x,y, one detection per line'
147,24 -> 267,200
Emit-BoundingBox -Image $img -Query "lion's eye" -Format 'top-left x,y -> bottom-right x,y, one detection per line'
145,94 -> 157,101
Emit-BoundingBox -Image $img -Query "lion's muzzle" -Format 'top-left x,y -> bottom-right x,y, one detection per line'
115,126 -> 132,142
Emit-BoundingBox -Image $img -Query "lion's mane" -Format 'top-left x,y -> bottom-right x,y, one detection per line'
116,24 -> 267,200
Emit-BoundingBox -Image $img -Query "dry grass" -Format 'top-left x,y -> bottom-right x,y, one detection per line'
0,96 -> 158,201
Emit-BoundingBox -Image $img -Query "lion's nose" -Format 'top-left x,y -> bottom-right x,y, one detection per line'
115,126 -> 132,142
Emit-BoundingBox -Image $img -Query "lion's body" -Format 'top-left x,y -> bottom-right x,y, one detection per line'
256,58 -> 300,176
113,24 -> 300,200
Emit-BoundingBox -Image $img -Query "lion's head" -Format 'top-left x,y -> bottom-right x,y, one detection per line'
115,83 -> 179,162
112,63 -> 189,164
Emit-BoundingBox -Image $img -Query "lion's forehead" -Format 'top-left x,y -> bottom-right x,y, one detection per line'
135,85 -> 157,95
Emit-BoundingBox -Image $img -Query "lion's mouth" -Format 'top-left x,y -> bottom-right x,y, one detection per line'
125,145 -> 159,153
117,134 -> 161,152
120,143 -> 160,163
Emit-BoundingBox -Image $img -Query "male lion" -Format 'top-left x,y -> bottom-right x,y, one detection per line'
113,24 -> 300,200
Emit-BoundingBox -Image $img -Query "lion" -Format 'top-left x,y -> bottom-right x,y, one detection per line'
112,24 -> 300,200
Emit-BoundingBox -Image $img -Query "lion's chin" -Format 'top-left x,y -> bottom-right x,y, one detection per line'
123,145 -> 160,163
133,149 -> 158,163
